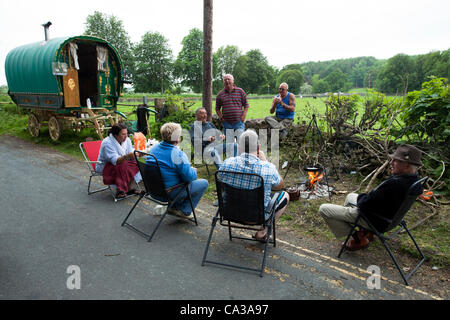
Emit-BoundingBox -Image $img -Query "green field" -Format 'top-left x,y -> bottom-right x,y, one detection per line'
118,95 -> 330,124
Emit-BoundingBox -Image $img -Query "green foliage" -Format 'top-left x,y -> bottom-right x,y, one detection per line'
311,76 -> 330,94
276,68 -> 304,95
375,54 -> 418,95
150,92 -> 195,139
214,45 -> 242,79
235,49 -> 276,94
400,78 -> 450,193
174,28 -> 204,93
299,83 -> 313,95
150,109 -> 195,141
360,89 -> 402,130
84,11 -> 134,77
133,31 -> 173,93
0,86 -> 8,94
325,94 -> 359,138
324,68 -> 349,92
401,77 -> 450,144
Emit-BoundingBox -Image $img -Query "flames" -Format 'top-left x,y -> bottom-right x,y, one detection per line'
306,170 -> 324,190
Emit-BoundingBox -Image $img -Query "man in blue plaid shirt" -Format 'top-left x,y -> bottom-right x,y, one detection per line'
219,130 -> 290,241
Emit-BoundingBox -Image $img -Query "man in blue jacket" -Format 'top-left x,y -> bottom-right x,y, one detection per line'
147,122 -> 208,217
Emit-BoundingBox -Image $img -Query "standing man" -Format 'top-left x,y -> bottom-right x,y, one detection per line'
215,74 -> 249,141
265,82 -> 296,139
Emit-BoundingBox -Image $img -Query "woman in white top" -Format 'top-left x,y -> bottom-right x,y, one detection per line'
97,123 -> 141,199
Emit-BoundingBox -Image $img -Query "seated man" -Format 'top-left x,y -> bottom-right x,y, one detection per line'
147,122 -> 208,217
96,123 -> 142,199
319,144 -> 423,251
189,107 -> 238,169
219,129 -> 290,241
265,82 -> 296,139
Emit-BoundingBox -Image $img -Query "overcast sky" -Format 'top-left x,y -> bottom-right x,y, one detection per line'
1,0 -> 449,86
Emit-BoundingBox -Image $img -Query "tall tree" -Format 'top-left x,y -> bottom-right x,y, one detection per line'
325,68 -> 349,92
232,55 -> 250,90
237,49 -> 274,94
277,64 -> 305,94
84,11 -> 134,80
133,32 -> 173,93
174,28 -> 204,93
215,45 -> 242,79
376,54 -> 417,94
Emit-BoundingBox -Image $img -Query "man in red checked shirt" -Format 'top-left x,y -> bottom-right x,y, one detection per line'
215,74 -> 249,141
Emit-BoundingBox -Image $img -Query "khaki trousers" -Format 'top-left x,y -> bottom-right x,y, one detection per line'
264,116 -> 293,130
319,193 -> 370,239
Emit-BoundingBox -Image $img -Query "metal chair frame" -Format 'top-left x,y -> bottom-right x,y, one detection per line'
79,141 -> 133,202
202,170 -> 280,277
338,177 -> 428,285
121,151 -> 198,242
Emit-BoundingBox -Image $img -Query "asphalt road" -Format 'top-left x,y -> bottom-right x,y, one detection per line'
0,136 -> 440,301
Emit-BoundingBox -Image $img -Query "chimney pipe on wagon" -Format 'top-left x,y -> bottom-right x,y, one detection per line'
42,21 -> 52,41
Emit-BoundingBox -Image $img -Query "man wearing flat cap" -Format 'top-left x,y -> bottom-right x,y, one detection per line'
319,144 -> 423,251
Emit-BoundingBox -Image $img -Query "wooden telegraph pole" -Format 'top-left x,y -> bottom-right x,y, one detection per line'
203,0 -> 213,121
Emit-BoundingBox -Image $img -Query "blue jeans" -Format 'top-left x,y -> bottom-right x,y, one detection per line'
168,179 -> 209,215
205,142 -> 239,169
222,121 -> 245,142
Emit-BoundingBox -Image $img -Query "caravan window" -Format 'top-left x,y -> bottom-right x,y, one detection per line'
52,62 -> 68,75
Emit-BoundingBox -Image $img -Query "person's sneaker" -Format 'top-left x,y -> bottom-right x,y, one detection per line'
168,208 -> 190,219
152,205 -> 166,216
280,129 -> 288,139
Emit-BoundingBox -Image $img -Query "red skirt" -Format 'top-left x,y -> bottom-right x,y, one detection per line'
102,160 -> 139,193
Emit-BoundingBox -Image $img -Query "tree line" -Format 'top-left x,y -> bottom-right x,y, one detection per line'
84,11 -> 449,95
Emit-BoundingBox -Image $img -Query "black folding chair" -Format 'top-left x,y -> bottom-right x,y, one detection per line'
192,148 -> 211,175
338,176 -> 428,285
121,151 -> 198,242
201,170 -> 280,277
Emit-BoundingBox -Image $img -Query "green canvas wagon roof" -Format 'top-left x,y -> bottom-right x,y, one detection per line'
5,35 -> 123,95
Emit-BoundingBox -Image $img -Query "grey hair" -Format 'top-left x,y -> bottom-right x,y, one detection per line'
195,107 -> 206,116
160,122 -> 182,143
279,82 -> 289,89
224,74 -> 234,82
238,129 -> 259,154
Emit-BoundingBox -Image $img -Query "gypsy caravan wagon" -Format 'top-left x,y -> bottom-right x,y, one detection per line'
5,27 -> 126,141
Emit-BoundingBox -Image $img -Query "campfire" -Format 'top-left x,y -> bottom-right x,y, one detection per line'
305,166 -> 324,190
287,165 -> 333,200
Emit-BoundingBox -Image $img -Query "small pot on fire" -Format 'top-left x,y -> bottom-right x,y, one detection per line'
303,165 -> 324,190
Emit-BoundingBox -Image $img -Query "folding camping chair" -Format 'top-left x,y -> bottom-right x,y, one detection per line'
338,176 -> 428,285
201,170 -> 280,277
192,144 -> 211,176
79,141 -> 135,202
121,151 -> 198,242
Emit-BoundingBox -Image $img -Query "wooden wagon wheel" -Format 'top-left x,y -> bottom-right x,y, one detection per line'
28,113 -> 40,137
48,116 -> 62,141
